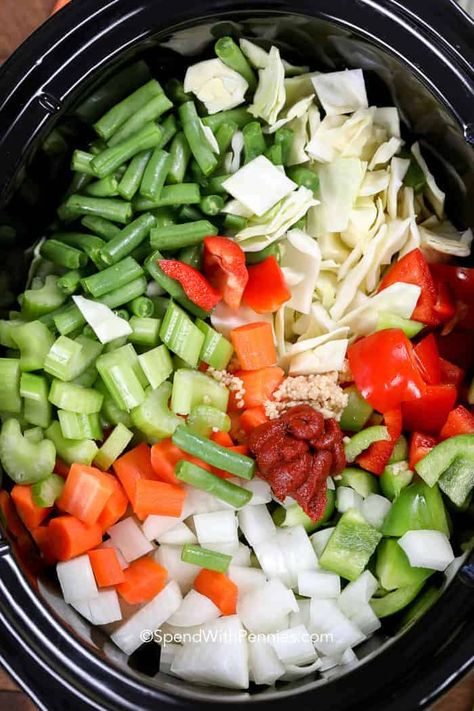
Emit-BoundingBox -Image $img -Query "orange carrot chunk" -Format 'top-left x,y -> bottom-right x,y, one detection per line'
0,490 -> 29,539
133,480 -> 185,519
88,547 -> 125,587
210,431 -> 234,447
48,516 -> 103,561
151,438 -> 213,484
57,463 -> 115,525
31,526 -> 57,565
239,406 -> 269,434
230,322 -> 276,370
113,442 -> 156,506
117,557 -> 167,604
97,476 -> 129,531
194,569 -> 237,615
237,367 -> 284,408
11,485 -> 51,531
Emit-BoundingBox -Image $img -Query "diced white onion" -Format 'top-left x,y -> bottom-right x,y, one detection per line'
238,504 -> 276,547
298,570 -> 341,599
154,545 -> 200,594
183,486 -> 229,515
231,543 -> 252,567
248,638 -> 285,686
167,589 -> 221,627
270,624 -> 317,666
158,522 -> 197,545
193,510 -> 238,547
72,589 -> 122,625
337,570 -> 378,619
336,486 -> 364,514
228,565 -> 267,595
289,598 -> 312,629
107,517 -> 154,562
72,295 -> 132,344
159,642 -> 181,675
280,658 -> 322,680
348,602 -> 381,636
239,478 -> 272,505
238,579 -> 298,633
57,555 -> 98,603
310,598 -> 365,656
310,527 -> 335,558
398,530 -> 454,571
142,514 -> 185,542
361,494 -> 392,529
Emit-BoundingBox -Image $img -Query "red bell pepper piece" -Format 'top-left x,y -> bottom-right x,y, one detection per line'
158,260 -> 221,312
203,237 -> 248,309
437,330 -> 474,371
432,277 -> 456,323
439,357 -> 464,388
242,256 -> 291,313
357,408 -> 402,475
408,432 -> 437,470
414,334 -> 441,385
439,405 -> 474,440
401,384 -> 457,434
431,264 -> 474,329
348,329 -> 426,413
378,249 -> 438,325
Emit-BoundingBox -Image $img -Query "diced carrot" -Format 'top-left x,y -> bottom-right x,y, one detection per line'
88,548 -> 125,587
230,322 -> 276,370
31,526 -> 57,565
151,438 -> 212,485
236,367 -> 284,408
210,431 -> 234,447
48,516 -> 103,561
11,485 -> 51,531
58,463 -> 115,525
0,490 -> 28,539
54,457 -> 70,478
97,475 -> 129,532
240,406 -> 269,434
113,442 -> 156,506
133,480 -> 185,519
117,557 -> 167,604
230,444 -> 249,456
194,569 -> 237,615
52,0 -> 70,11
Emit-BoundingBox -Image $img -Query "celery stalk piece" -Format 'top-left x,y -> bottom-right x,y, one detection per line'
20,373 -> 52,428
49,380 -> 103,415
0,320 -> 24,349
128,316 -> 161,347
131,382 -> 183,441
96,379 -> 133,428
94,423 -> 133,470
171,369 -> 229,415
187,405 -> 231,437
21,275 -> 67,320
195,319 -> 233,370
319,508 -> 382,581
0,359 -> 22,414
58,411 -> 103,440
96,343 -> 148,387
44,336 -> 84,381
23,427 -> 44,443
137,344 -> 173,390
11,321 -> 55,372
97,360 -> 145,412
31,473 -> 65,508
45,421 -> 98,466
159,301 -> 205,368
0,419 -> 56,484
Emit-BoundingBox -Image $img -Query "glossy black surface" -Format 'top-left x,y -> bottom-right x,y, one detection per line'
0,1 -> 473,709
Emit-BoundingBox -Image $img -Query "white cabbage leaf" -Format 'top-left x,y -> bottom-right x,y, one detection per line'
419,219 -> 472,259
368,137 -> 402,170
411,142 -> 445,219
316,158 -> 367,233
359,169 -> 390,196
286,112 -> 310,165
289,339 -> 349,375
266,95 -> 315,134
340,197 -> 378,248
311,69 -> 368,115
315,270 -> 338,309
387,157 -> 410,219
249,47 -> 286,125
184,58 -> 248,114
363,218 -> 411,292
373,107 -> 400,138
280,229 -> 321,314
306,109 -> 374,163
293,302 -> 337,339
222,199 -> 254,218
289,326 -> 350,357
398,187 -> 421,257
223,155 -> 297,217
339,282 -> 421,337
239,39 -> 309,76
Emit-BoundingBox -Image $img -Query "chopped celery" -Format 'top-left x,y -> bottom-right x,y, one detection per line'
138,344 -> 173,389
11,321 -> 54,372
58,410 -> 103,440
438,457 -> 474,507
44,336 -> 83,380
187,404 -> 231,437
45,421 -> 98,466
319,508 -> 382,581
195,319 -> 233,369
171,369 -> 229,415
21,275 -> 67,320
159,301 -> 205,368
53,303 -> 86,335
380,461 -> 413,501
128,316 -> 161,347
49,380 -> 103,414
0,320 -> 24,348
23,427 -> 44,443
0,419 -> 55,484
71,365 -> 98,388
96,379 -> 133,428
371,583 -> 425,618
376,311 -> 424,338
0,359 -> 21,413
338,467 -> 379,498
376,538 -> 434,591
344,426 -> 389,463
96,344 -> 147,411
388,435 -> 408,464
339,386 -> 373,432
31,473 -> 65,507
20,373 -> 52,428
94,423 -> 133,470
97,343 -> 147,387
131,382 -> 183,440
273,488 -> 335,532
381,482 -> 450,537
181,544 -> 232,573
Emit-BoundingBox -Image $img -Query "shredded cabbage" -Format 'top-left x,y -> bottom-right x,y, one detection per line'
411,142 -> 446,219
311,69 -> 368,115
184,58 -> 248,114
280,230 -> 321,314
249,47 -> 286,125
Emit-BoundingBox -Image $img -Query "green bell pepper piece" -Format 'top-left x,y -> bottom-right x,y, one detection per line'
388,435 -> 408,464
381,481 -> 450,537
338,467 -> 379,498
438,457 -> 474,507
0,418 -> 55,484
376,311 -> 424,338
319,508 -> 382,581
376,538 -> 434,590
415,434 -> 474,487
344,426 -> 389,463
380,461 -> 414,501
273,487 -> 336,532
370,582 -> 425,618
339,386 -> 373,432
32,473 -> 65,507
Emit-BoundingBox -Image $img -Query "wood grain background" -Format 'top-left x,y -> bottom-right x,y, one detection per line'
0,1 -> 472,709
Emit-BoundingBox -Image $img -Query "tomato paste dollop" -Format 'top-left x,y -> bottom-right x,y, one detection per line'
249,405 -> 346,521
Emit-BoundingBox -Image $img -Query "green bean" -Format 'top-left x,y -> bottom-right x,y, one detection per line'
100,213 -> 156,265
157,115 -> 178,148
57,202 -> 79,223
173,426 -> 256,479
84,175 -> 119,197
202,107 -> 252,132
243,121 -> 266,163
133,183 -> 200,211
140,148 -> 172,201
179,101 -> 218,176
274,127 -> 294,165
71,150 -> 95,175
114,309 -> 130,321
64,195 -> 132,224
81,256 -> 143,298
150,220 -> 217,250
286,166 -> 320,192
178,205 -> 203,222
108,93 -> 172,147
129,296 -> 154,318
94,79 -> 163,140
54,232 -> 105,268
57,269 -> 86,295
181,543 -> 232,573
215,120 -> 238,155
89,138 -> 107,155
189,158 -> 205,184
65,171 -> 92,198
200,194 -> 224,216
99,276 -> 148,309
40,240 -> 87,270
245,242 -> 280,264
224,213 -> 247,232
130,242 -> 152,264
117,150 -> 152,201
215,36 -> 257,91
265,143 -> 283,165
178,244 -> 202,270
167,132 -> 191,184
91,122 -> 164,179
150,296 -> 170,319
202,174 -> 230,195
145,250 -> 209,319
153,207 -> 176,229
81,215 -> 121,241
165,78 -> 191,105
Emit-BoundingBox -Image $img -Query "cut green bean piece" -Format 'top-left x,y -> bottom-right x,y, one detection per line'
224,213 -> 247,232
138,344 -> 173,389
140,148 -> 172,201
245,243 -> 280,265
99,275 -> 148,309
94,79 -> 164,140
157,115 -> 178,148
173,426 -> 256,479
181,543 -> 232,572
64,195 -> 133,224
100,213 -> 156,265
153,207 -> 176,229
179,102 -> 218,176
81,215 -> 121,241
84,175 -> 119,198
71,150 -> 95,175
117,150 -> 152,201
178,244 -> 202,270
81,256 -> 143,298
200,195 -> 224,216
151,219 -> 217,250
94,422 -> 134,470
274,127 -> 294,165
145,250 -> 210,319
40,240 -> 87,270
167,132 -> 191,185
129,296 -> 154,318
57,269 -> 85,296
215,36 -> 257,91
287,166 -> 319,192
176,459 -> 253,507
45,421 -> 98,466
54,232 -> 106,269
108,93 -> 172,147
203,107 -> 252,132
133,183 -> 200,211
91,122 -> 164,179
178,205 -> 203,223
243,121 -> 266,163
215,121 -> 239,155
165,78 -> 191,105
202,174 -> 231,195
129,316 -> 161,347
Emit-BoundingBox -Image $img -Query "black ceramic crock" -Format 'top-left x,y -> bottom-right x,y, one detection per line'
0,1 -> 473,709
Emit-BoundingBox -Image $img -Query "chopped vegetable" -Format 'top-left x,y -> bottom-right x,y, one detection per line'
203,236 -> 248,309
88,547 -> 126,587
230,322 -> 276,370
194,569 -> 237,615
158,260 -> 220,312
117,557 -> 168,604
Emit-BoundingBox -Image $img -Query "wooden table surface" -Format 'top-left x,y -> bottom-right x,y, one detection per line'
0,1 -> 473,709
